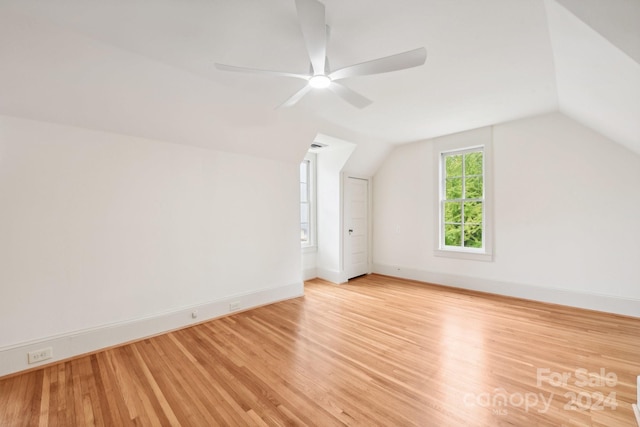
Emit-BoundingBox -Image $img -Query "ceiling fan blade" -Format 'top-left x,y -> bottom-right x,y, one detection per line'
295,0 -> 327,75
328,82 -> 373,109
277,84 -> 313,109
215,63 -> 309,81
329,47 -> 427,81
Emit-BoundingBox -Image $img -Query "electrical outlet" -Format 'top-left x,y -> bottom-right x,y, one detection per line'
229,301 -> 241,311
28,347 -> 53,364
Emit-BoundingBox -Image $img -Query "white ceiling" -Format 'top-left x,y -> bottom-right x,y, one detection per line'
0,0 -> 638,170
546,0 -> 640,154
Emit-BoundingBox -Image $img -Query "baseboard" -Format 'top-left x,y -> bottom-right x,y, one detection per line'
302,267 -> 318,282
316,267 -> 347,284
373,264 -> 640,318
0,282 -> 303,378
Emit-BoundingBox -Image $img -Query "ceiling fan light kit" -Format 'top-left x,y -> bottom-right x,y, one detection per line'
308,75 -> 331,89
215,0 -> 427,108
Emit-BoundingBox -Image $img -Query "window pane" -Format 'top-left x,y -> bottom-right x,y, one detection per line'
444,202 -> 462,223
464,223 -> 483,248
439,147 -> 487,254
445,178 -> 462,199
465,176 -> 483,199
444,224 -> 462,247
300,155 -> 315,248
445,155 -> 463,177
464,201 -> 483,223
465,151 -> 483,176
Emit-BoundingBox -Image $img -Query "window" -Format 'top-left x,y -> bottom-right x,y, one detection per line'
300,153 -> 316,248
440,148 -> 484,250
434,128 -> 492,261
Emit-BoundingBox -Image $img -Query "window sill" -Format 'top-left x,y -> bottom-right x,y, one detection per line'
434,248 -> 493,262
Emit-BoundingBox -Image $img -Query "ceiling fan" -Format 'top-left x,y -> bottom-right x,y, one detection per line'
215,0 -> 427,109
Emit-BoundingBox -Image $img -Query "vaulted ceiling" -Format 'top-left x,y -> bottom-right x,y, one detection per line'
0,0 -> 638,172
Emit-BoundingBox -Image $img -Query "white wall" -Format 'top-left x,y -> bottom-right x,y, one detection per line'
302,250 -> 317,281
373,113 -> 640,316
0,115 -> 303,375
316,144 -> 356,284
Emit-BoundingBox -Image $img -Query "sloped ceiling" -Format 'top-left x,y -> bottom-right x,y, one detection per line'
545,0 -> 640,155
556,0 -> 640,64
0,0 -> 638,169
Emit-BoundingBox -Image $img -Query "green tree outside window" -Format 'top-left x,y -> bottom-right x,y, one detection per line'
442,150 -> 483,249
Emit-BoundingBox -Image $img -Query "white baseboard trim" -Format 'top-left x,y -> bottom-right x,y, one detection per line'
0,282 -> 303,378
373,264 -> 640,318
303,267 -> 318,282
317,267 -> 347,284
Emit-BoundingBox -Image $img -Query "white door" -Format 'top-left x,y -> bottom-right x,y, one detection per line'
345,177 -> 369,279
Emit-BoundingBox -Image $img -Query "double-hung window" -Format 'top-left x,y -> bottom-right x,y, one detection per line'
300,153 -> 316,248
438,145 -> 492,260
441,148 -> 484,249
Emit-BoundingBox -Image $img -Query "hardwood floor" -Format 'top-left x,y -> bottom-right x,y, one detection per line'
1,274 -> 639,426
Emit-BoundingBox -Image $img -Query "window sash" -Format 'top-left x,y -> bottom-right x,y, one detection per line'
440,147 -> 485,251
300,155 -> 315,248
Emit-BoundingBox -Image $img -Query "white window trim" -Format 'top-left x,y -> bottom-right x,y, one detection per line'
301,152 -> 317,251
433,128 -> 494,262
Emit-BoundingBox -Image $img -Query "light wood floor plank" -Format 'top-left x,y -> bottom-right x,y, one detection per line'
1,274 -> 639,426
